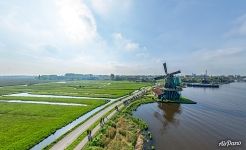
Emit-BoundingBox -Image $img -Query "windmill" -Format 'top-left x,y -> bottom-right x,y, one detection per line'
154,62 -> 182,101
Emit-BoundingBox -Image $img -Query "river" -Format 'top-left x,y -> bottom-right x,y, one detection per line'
133,82 -> 246,150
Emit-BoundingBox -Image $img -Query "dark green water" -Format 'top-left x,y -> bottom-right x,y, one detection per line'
133,82 -> 246,150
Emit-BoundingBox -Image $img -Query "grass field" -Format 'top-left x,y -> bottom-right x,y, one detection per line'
0,80 -> 151,98
0,80 -> 151,150
0,101 -> 105,150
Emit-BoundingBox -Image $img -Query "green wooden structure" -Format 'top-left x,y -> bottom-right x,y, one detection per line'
154,62 -> 182,101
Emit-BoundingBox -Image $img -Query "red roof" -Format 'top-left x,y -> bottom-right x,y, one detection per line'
152,87 -> 163,96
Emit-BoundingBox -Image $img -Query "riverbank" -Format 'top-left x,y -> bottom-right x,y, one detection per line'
83,95 -> 156,150
133,82 -> 246,150
156,96 -> 197,104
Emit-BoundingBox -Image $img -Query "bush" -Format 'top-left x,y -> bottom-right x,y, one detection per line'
107,127 -> 116,139
118,129 -> 127,137
90,133 -> 104,147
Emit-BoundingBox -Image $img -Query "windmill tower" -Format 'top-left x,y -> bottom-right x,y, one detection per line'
154,62 -> 182,100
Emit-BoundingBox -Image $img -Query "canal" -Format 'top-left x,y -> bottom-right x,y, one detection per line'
133,82 -> 246,150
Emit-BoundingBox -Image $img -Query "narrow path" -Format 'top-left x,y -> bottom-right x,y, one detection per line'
50,90 -> 146,150
74,105 -> 124,150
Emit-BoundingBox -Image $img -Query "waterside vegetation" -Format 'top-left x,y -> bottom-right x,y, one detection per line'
84,95 -> 156,150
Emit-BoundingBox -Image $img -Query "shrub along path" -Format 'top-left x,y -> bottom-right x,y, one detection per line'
74,104 -> 124,150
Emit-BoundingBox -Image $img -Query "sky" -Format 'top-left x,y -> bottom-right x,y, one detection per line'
0,0 -> 246,75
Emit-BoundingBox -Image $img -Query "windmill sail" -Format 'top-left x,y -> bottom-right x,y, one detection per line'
153,62 -> 182,100
163,63 -> 168,74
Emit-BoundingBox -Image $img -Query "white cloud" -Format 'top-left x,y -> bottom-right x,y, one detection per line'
112,32 -> 140,52
55,0 -> 98,43
0,0 -> 101,47
0,0 -> 150,75
113,32 -> 124,40
183,47 -> 246,75
0,0 -> 117,75
125,42 -> 139,51
89,0 -> 132,17
192,47 -> 244,61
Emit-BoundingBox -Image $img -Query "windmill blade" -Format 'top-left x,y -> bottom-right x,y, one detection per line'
154,75 -> 166,80
169,70 -> 181,76
163,63 -> 168,74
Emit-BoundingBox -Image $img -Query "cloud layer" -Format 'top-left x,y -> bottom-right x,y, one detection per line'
0,0 -> 140,75
0,0 -> 245,75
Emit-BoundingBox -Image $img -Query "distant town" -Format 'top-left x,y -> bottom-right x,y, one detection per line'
38,73 -> 246,83
0,73 -> 245,87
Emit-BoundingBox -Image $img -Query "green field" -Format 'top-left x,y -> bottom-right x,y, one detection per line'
0,80 -> 151,150
0,80 -> 151,98
0,102 -> 104,150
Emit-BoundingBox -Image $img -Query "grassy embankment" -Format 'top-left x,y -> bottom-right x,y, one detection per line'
84,95 -> 155,150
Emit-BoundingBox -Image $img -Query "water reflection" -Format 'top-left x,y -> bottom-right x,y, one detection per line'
154,103 -> 181,129
133,83 -> 246,150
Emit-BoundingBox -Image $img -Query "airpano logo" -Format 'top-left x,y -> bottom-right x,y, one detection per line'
218,140 -> 241,147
